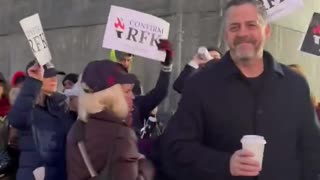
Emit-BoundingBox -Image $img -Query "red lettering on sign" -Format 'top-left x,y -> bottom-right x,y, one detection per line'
313,25 -> 320,35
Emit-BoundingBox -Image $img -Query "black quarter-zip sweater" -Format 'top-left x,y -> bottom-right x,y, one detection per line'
160,51 -> 320,180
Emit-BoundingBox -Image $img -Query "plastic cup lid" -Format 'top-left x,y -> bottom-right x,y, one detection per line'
241,135 -> 266,144
198,47 -> 208,54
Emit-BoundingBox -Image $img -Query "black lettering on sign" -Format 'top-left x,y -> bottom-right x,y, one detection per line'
127,27 -> 138,42
260,0 -> 285,9
29,33 -> 48,52
33,36 -> 42,52
125,27 -> 163,46
139,30 -> 150,44
39,33 -> 48,49
150,33 -> 162,46
28,39 -> 36,53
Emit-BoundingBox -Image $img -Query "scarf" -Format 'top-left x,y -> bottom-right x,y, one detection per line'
0,98 -> 11,117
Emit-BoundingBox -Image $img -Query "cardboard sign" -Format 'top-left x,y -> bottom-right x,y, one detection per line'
259,0 -> 303,22
300,13 -> 320,56
103,6 -> 170,62
20,14 -> 52,66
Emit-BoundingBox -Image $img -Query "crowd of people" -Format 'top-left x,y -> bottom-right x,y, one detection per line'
0,0 -> 320,180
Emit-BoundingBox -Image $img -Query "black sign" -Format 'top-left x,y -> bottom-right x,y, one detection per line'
300,13 -> 320,56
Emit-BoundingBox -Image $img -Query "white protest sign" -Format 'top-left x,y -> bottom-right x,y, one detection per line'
20,13 -> 52,66
259,0 -> 304,22
103,6 -> 170,62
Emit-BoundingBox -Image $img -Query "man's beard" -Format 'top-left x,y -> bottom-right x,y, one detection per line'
232,36 -> 259,62
235,46 -> 256,62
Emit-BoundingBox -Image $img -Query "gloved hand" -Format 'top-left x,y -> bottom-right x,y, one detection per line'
156,39 -> 173,66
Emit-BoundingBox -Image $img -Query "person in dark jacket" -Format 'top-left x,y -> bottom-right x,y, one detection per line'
132,39 -> 173,134
160,0 -> 320,180
0,73 -> 12,180
0,73 -> 11,146
173,47 -> 222,94
8,61 -> 74,180
6,79 -> 21,180
0,73 -> 10,120
67,60 -> 154,180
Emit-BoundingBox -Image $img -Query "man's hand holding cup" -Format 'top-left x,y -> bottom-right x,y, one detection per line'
230,135 -> 266,177
230,149 -> 261,176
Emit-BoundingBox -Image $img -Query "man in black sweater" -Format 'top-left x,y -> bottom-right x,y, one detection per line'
160,0 -> 320,180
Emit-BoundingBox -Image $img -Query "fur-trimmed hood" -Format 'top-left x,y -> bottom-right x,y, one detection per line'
78,84 -> 128,123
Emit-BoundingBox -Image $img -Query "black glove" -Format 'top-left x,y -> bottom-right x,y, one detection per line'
156,39 -> 173,66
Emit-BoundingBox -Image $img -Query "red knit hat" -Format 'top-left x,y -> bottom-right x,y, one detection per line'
11,71 -> 26,87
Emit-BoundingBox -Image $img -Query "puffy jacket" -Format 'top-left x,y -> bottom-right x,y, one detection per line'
8,78 -> 74,180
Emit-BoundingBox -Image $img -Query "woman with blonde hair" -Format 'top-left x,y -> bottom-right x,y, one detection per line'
67,60 -> 154,180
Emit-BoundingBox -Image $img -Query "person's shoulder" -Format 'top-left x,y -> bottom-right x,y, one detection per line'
280,64 -> 308,83
278,63 -> 310,93
181,60 -> 222,96
189,60 -> 223,82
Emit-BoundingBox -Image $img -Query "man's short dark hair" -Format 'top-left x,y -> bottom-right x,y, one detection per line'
224,0 -> 268,24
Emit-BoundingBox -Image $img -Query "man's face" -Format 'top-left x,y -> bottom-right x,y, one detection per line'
119,55 -> 133,71
209,50 -> 222,60
63,80 -> 75,91
224,3 -> 271,62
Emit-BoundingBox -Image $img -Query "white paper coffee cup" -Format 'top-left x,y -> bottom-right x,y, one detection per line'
197,47 -> 213,61
241,135 -> 266,167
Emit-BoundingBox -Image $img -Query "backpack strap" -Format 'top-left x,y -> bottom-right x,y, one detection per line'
78,142 -> 98,177
75,120 -> 121,180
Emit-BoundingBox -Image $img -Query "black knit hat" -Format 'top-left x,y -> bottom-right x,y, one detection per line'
81,60 -> 136,93
63,73 -> 79,85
